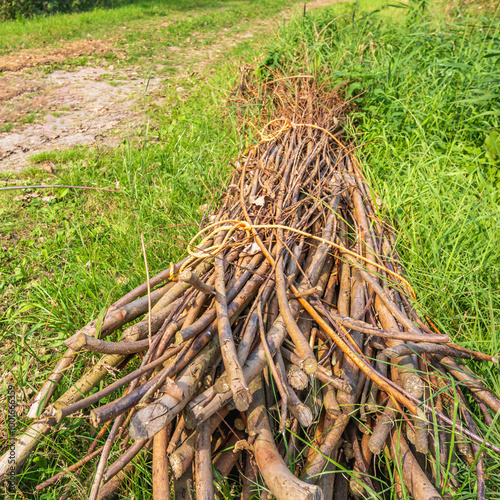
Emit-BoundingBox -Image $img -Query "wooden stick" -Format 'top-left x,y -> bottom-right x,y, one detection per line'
180,270 -> 216,295
34,446 -> 104,492
303,413 -> 350,484
96,460 -> 136,500
129,337 -> 221,440
213,430 -> 244,477
88,414 -> 127,500
439,356 -> 500,413
337,267 -> 365,408
241,448 -> 258,500
247,375 -> 323,500
390,429 -> 441,500
214,241 -> 251,411
368,400 -> 398,455
169,410 -> 228,480
103,438 -> 149,483
275,251 -> 317,375
287,363 -> 309,391
384,343 -> 476,359
56,344 -> 183,422
275,349 -> 312,427
320,312 -> 449,343
195,419 -> 214,500
153,425 -> 170,500
281,347 -> 350,393
295,292 -> 424,418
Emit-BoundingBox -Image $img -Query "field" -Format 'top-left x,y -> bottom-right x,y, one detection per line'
1,0 -> 499,498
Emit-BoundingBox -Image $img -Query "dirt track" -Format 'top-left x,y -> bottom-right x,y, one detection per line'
0,0 -> 347,173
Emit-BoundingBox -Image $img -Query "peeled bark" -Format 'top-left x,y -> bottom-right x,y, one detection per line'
195,418 -> 214,500
214,245 -> 251,411
129,336 -> 221,440
153,425 -> 170,500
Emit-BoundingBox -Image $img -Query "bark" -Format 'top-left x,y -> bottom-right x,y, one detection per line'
368,400 -> 397,455
179,270 -> 215,295
153,425 -> 170,500
247,375 -> 323,500
215,244 -> 251,411
195,418 -> 214,500
169,410 -> 228,480
440,356 -> 500,413
384,342 -> 473,359
303,413 -> 350,484
390,430 -> 442,500
129,336 -> 221,440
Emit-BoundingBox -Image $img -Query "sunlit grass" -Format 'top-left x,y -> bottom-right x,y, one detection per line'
0,0 -> 300,55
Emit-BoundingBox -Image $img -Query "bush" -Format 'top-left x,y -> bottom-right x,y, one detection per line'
0,0 -> 120,20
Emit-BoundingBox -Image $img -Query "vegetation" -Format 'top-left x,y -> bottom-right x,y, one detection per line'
0,0 -> 499,498
0,0 -> 297,55
266,0 -> 500,354
1,0 -> 117,21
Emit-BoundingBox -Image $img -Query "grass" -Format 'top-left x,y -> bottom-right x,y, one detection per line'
0,0 -> 298,56
0,123 -> 14,133
0,1 -> 308,498
1,0 -> 500,498
261,0 -> 500,496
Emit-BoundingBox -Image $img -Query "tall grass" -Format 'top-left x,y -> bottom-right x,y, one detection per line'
260,1 -> 500,495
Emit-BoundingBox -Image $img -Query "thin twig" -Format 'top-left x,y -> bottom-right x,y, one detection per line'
0,184 -> 120,193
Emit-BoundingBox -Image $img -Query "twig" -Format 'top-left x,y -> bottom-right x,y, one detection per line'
0,184 -> 120,193
141,234 -> 153,345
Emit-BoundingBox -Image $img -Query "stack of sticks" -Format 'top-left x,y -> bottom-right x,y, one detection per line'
1,76 -> 499,500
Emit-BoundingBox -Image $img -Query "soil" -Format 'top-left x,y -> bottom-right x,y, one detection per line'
0,39 -> 111,73
0,66 -> 160,172
0,0 -> 346,173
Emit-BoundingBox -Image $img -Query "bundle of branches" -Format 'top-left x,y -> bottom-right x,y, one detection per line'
2,75 -> 499,500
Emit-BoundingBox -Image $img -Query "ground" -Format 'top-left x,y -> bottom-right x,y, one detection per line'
0,0 -> 346,173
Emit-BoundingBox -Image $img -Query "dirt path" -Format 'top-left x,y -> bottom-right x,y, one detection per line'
0,0 -> 347,173
0,67 -> 161,171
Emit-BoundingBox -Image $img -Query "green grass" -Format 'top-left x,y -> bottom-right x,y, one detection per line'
0,0 -> 298,56
0,123 -> 14,133
1,0 -> 500,498
261,0 -> 500,496
0,1 -> 307,498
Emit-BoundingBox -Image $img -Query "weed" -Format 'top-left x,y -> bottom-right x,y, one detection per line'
0,122 -> 14,133
20,112 -> 37,124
